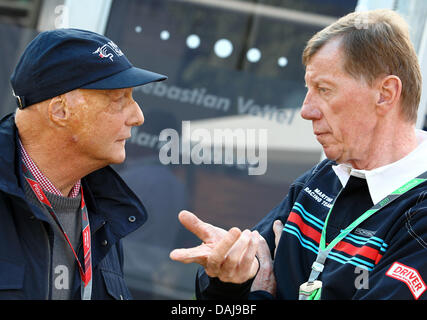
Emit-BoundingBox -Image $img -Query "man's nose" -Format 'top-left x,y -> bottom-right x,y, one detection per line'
300,93 -> 322,120
128,100 -> 144,127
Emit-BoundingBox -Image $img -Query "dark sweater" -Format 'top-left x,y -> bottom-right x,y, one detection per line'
23,181 -> 81,300
196,160 -> 427,300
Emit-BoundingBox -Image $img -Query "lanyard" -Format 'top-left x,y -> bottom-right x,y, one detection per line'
22,163 -> 92,300
299,172 -> 427,300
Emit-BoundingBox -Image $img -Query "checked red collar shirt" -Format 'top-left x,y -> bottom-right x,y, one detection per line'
18,138 -> 81,198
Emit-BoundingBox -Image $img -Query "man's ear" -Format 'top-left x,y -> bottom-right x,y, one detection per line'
375,75 -> 402,117
48,96 -> 69,126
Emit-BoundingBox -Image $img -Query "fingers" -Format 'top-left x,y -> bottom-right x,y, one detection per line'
206,227 -> 241,276
177,210 -> 213,242
169,226 -> 242,269
235,230 -> 260,279
219,229 -> 251,276
210,229 -> 260,283
169,245 -> 208,265
171,211 -> 236,270
171,212 -> 261,284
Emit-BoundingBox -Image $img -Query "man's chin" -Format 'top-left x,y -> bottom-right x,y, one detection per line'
108,149 -> 126,164
322,146 -> 341,163
111,155 -> 126,164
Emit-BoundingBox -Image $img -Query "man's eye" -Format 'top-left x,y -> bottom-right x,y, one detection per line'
318,87 -> 328,93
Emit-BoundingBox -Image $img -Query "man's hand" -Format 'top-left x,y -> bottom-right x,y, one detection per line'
169,210 -> 260,284
250,220 -> 283,296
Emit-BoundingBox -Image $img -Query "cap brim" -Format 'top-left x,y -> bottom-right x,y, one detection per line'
81,66 -> 167,89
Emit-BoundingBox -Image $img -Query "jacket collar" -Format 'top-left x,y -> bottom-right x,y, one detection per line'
0,113 -> 27,198
0,112 -> 147,239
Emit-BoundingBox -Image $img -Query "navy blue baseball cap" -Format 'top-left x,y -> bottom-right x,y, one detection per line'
10,28 -> 167,109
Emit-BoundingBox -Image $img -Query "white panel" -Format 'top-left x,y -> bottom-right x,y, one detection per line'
355,0 -> 395,11
64,0 -> 112,34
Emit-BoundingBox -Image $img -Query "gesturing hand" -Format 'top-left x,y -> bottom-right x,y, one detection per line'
169,210 -> 260,284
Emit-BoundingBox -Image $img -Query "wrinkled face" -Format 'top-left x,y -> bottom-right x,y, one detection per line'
301,38 -> 379,166
64,88 -> 144,165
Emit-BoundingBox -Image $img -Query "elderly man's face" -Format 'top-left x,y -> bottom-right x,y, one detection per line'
65,88 -> 144,165
300,38 -> 379,167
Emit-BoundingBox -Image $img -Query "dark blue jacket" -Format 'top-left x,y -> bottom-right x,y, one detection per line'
0,113 -> 147,299
197,159 -> 427,300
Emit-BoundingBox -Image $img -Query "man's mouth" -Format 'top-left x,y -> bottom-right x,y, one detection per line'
314,131 -> 328,136
117,136 -> 131,142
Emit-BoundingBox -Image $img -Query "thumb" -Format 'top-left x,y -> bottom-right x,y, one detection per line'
273,220 -> 283,256
178,210 -> 212,242
255,231 -> 272,264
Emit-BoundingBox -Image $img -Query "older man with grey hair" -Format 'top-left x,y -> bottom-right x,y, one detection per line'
170,9 -> 427,300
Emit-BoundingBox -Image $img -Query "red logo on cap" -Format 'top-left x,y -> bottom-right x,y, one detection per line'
92,41 -> 124,62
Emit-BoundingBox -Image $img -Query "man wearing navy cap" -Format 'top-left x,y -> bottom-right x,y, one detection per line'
0,28 -> 166,299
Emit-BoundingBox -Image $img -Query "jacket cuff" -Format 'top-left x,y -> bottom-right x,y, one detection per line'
196,267 -> 254,300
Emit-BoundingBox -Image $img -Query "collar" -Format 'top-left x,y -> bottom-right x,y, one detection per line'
18,137 -> 81,198
332,129 -> 427,205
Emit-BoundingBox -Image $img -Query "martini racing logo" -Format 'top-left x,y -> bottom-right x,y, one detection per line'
303,186 -> 334,208
386,262 -> 426,299
93,41 -> 124,62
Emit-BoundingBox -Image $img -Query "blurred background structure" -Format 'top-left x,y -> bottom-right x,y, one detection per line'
0,0 -> 426,299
